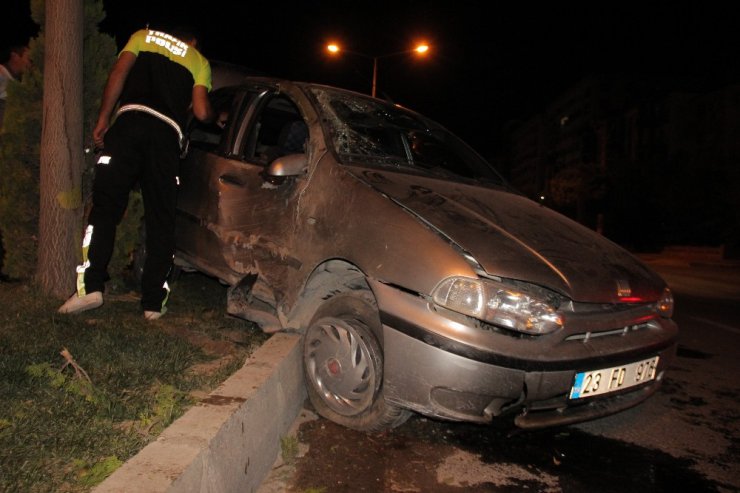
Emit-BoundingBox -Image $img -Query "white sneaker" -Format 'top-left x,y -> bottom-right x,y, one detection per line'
58,292 -> 103,314
144,310 -> 163,320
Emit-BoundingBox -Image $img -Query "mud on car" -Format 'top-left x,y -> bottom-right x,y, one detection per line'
175,77 -> 678,431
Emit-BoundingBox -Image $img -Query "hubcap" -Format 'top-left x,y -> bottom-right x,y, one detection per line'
305,317 -> 377,416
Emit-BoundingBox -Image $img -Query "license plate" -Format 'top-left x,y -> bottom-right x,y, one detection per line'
569,356 -> 659,399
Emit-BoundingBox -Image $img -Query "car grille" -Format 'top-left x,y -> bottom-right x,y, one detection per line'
564,321 -> 653,342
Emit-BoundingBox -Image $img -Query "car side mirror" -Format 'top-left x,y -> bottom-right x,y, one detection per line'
266,153 -> 307,178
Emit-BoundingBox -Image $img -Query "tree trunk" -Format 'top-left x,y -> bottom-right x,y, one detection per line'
37,0 -> 84,297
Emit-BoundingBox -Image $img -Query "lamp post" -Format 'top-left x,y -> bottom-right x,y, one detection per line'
326,42 -> 430,98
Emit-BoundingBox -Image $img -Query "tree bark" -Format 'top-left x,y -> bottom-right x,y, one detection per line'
37,0 -> 84,297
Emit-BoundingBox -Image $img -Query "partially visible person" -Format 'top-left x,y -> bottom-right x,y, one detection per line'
0,43 -> 31,277
58,26 -> 214,319
0,43 -> 31,129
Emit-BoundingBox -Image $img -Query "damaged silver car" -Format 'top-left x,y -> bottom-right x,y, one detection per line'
175,77 -> 678,431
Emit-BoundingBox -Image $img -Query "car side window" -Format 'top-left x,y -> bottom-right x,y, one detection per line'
188,88 -> 239,152
242,95 -> 307,165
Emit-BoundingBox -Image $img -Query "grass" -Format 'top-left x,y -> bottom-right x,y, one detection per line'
280,434 -> 299,464
0,270 -> 270,492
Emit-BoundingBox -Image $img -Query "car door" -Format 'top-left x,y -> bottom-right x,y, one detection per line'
176,85 -> 309,292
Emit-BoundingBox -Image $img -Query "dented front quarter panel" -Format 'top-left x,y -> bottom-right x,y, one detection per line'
287,154 -> 480,294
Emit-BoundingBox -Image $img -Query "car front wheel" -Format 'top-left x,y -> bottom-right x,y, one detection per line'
303,292 -> 411,431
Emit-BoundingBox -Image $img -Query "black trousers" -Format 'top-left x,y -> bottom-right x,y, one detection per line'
82,112 -> 180,312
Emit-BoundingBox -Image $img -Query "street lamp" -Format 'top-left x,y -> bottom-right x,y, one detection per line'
326,42 -> 430,98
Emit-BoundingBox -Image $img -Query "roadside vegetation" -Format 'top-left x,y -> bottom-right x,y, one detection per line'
0,272 -> 269,492
0,3 -> 269,490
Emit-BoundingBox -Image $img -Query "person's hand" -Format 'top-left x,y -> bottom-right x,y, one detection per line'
216,111 -> 228,129
93,120 -> 108,148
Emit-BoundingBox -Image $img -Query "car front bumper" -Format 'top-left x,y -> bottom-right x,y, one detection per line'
371,280 -> 678,429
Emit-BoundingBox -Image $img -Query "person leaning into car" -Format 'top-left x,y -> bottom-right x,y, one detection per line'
58,26 -> 214,320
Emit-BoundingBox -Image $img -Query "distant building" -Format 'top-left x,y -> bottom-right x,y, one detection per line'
505,75 -> 740,251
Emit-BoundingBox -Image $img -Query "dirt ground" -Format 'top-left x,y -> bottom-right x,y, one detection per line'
279,413 -> 546,493
260,401 -> 724,493
258,402 -> 568,493
257,407 -> 513,493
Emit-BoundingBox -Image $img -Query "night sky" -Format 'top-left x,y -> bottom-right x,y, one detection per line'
3,0 -> 738,151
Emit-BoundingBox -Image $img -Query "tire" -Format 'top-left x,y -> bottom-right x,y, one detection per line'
303,291 -> 411,432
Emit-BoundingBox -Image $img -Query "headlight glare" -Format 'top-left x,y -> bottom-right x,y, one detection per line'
433,277 -> 563,335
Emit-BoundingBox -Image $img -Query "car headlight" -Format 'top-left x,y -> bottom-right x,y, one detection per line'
656,287 -> 674,318
432,277 -> 563,335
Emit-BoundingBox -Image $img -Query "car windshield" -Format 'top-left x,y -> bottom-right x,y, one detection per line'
308,86 -> 506,185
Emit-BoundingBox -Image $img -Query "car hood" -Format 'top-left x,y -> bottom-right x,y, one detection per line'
352,168 -> 665,303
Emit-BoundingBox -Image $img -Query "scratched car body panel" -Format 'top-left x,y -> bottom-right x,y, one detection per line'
176,77 -> 678,431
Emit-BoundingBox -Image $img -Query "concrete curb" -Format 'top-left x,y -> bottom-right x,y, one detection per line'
94,332 -> 306,493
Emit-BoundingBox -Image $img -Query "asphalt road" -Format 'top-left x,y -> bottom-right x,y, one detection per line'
260,254 -> 740,493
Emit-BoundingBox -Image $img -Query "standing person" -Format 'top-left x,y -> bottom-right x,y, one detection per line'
0,43 -> 31,129
58,26 -> 214,319
0,43 -> 31,278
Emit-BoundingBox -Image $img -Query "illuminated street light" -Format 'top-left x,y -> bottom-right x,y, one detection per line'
326,42 -> 430,98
